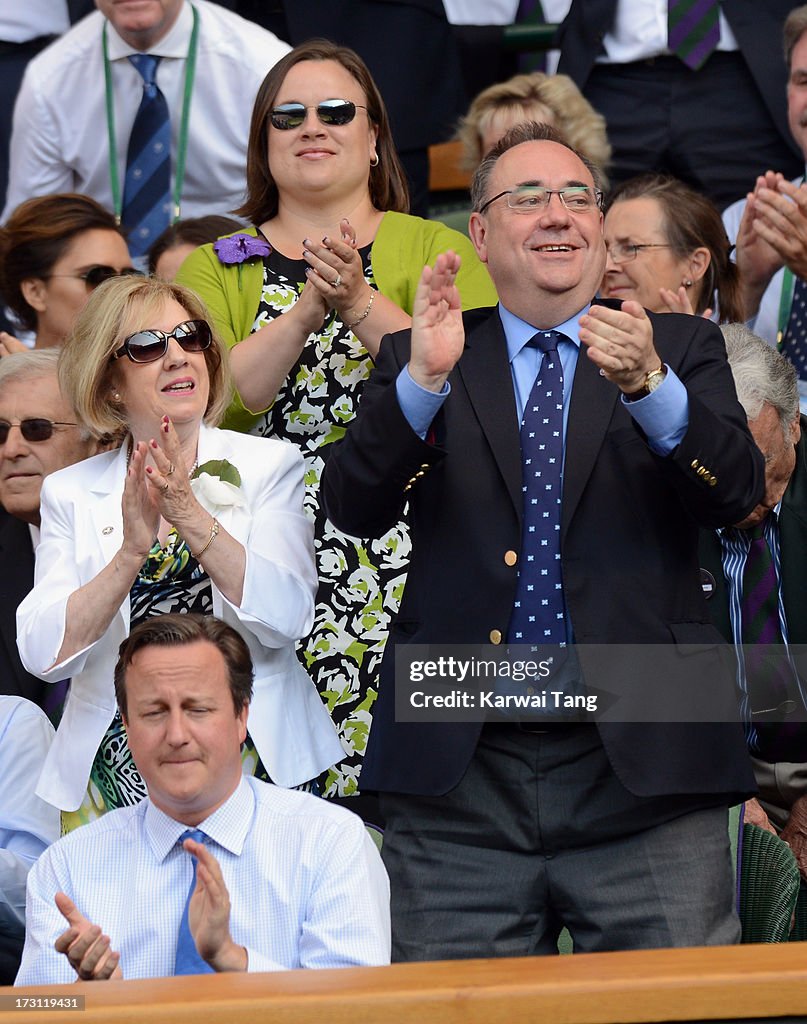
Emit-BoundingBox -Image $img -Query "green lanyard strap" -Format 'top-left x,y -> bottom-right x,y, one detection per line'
103,4 -> 199,224
777,267 -> 796,351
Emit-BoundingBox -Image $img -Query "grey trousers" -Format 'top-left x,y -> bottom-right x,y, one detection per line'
381,724 -> 740,961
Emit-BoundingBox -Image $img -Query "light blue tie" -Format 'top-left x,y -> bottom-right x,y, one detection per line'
174,829 -> 215,976
122,53 -> 171,258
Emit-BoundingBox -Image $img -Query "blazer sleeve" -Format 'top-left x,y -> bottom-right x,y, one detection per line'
651,313 -> 765,528
213,436 -> 317,647
15,477 -> 102,681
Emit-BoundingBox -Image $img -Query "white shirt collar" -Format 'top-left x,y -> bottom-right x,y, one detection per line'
144,774 -> 255,863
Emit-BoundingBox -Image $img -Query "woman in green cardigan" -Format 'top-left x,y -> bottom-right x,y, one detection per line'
177,40 -> 496,806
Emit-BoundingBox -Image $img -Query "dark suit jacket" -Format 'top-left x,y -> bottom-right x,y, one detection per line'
0,509 -> 46,709
700,418 -> 807,645
556,0 -> 801,164
322,305 -> 763,800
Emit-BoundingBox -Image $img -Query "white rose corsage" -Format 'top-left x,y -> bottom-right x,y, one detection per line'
190,459 -> 246,512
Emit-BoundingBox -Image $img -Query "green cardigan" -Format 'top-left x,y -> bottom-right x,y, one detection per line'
176,211 -> 498,431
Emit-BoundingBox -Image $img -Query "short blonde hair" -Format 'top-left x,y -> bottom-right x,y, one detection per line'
456,71 -> 611,179
59,276 -> 232,438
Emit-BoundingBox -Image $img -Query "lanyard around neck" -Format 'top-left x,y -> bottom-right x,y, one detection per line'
102,4 -> 200,224
776,176 -> 805,350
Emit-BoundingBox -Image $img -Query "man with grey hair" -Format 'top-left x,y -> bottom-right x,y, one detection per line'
0,350 -> 99,719
723,5 -> 807,410
700,323 -> 807,879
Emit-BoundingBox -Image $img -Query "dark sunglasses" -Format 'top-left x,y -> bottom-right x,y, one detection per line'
47,265 -> 143,290
269,99 -> 367,130
111,319 -> 212,364
0,418 -> 78,445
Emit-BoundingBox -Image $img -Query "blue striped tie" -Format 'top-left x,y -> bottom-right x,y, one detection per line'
122,54 -> 171,258
174,829 -> 215,976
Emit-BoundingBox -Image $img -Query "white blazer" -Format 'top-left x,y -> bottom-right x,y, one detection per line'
17,424 -> 344,810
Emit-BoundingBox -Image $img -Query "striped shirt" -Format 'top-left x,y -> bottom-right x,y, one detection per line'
16,777 -> 390,984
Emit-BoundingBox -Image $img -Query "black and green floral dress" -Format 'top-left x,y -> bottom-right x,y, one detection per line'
248,245 -> 410,798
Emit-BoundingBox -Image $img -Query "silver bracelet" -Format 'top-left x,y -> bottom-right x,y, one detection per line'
344,290 -> 375,330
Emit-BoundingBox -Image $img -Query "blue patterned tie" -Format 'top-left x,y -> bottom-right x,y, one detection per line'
174,829 -> 215,976
122,54 -> 171,258
781,275 -> 807,382
508,331 -> 567,645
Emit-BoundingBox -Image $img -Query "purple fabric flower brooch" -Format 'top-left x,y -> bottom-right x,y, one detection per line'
213,233 -> 271,265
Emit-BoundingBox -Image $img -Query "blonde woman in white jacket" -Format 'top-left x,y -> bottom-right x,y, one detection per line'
16,276 -> 343,827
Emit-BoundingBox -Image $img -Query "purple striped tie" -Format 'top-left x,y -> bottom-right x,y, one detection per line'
667,0 -> 720,71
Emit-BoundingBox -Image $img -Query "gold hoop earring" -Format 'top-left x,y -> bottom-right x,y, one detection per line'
370,154 -> 379,167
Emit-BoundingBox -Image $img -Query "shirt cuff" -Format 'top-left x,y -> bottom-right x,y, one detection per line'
244,945 -> 286,973
621,365 -> 689,455
395,365 -> 450,439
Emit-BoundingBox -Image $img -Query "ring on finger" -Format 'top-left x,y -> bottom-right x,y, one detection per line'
333,274 -> 342,288
160,480 -> 170,493
165,462 -> 176,477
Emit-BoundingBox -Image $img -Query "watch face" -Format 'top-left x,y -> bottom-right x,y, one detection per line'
646,368 -> 666,392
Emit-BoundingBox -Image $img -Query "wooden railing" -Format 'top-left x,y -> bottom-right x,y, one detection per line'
3,942 -> 807,1023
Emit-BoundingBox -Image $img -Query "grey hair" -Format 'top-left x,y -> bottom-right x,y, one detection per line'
784,5 -> 807,68
470,121 -> 605,214
721,323 -> 799,432
0,349 -> 93,441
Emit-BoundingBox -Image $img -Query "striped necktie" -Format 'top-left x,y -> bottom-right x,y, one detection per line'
739,523 -> 803,759
781,275 -> 807,382
122,53 -> 171,259
174,829 -> 215,976
507,331 -> 567,645
667,0 -> 721,70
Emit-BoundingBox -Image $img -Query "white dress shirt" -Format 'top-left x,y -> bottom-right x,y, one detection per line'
0,1 -> 69,42
3,0 -> 290,221
542,0 -> 738,63
0,698 -> 59,934
16,776 -> 390,984
723,179 -> 807,412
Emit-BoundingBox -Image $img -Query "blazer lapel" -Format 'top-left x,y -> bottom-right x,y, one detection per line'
456,312 -> 523,517
562,345 -> 619,538
88,445 -> 128,567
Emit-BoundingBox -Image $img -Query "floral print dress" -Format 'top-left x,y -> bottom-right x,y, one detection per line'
248,244 -> 410,797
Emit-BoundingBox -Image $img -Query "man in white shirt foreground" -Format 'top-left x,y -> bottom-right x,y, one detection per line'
0,696 -> 59,984
15,613 -> 390,984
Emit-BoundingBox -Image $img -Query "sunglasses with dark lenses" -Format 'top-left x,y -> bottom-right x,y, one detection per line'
111,319 -> 213,364
269,99 -> 367,130
48,266 -> 143,290
0,418 -> 78,445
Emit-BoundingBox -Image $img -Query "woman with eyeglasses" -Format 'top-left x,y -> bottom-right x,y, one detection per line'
177,39 -> 496,805
16,275 -> 343,828
601,174 -> 745,323
0,194 -> 136,356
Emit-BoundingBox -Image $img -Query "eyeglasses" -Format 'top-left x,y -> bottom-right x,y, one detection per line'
0,418 -> 78,445
605,243 -> 673,264
269,99 -> 367,130
46,266 -> 143,290
478,185 -> 604,215
111,319 -> 212,364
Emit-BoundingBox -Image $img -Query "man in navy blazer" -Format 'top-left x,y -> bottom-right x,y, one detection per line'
322,123 -> 764,960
